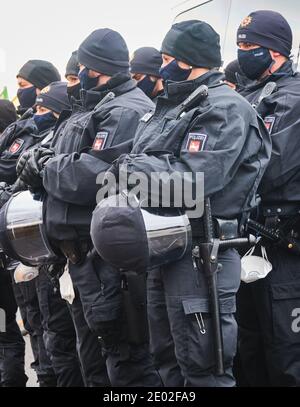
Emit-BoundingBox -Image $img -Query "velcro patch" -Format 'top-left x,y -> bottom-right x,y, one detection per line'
186,133 -> 207,153
9,138 -> 24,154
264,116 -> 276,134
92,132 -> 108,151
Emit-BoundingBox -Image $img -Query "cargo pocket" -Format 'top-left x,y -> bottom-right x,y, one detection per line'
182,296 -> 237,373
271,282 -> 300,345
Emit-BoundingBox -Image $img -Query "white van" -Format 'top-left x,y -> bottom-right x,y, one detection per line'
172,0 -> 300,68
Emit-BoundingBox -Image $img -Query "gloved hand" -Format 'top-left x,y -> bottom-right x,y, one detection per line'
16,147 -> 55,190
0,182 -> 12,209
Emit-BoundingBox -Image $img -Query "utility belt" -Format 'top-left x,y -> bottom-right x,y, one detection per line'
247,204 -> 300,255
263,202 -> 300,219
190,217 -> 241,244
59,239 -> 92,265
263,203 -> 300,230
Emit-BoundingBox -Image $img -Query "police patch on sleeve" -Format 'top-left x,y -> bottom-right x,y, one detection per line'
92,132 -> 108,151
264,116 -> 276,134
186,133 -> 207,153
9,138 -> 24,154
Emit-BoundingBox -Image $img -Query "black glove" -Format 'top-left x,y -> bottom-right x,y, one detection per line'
16,147 -> 55,190
0,182 -> 12,209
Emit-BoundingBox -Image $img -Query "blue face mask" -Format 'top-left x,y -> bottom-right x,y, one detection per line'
79,68 -> 99,90
238,47 -> 273,80
159,60 -> 192,82
33,112 -> 57,133
17,86 -> 37,109
137,76 -> 156,98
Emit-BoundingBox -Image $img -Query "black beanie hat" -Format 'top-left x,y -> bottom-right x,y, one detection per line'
78,28 -> 130,76
161,20 -> 222,68
130,47 -> 163,77
65,51 -> 79,78
237,10 -> 293,58
0,100 -> 17,132
224,59 -> 243,84
17,60 -> 61,90
35,82 -> 71,114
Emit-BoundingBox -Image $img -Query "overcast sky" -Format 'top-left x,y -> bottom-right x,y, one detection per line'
0,0 -> 179,97
1,0 -> 299,98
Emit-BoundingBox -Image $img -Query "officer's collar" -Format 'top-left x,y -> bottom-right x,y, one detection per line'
163,70 -> 224,100
82,73 -> 136,110
244,60 -> 295,92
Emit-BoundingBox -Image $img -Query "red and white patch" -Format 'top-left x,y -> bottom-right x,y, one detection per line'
186,133 -> 207,153
9,138 -> 24,154
92,132 -> 108,151
264,116 -> 276,134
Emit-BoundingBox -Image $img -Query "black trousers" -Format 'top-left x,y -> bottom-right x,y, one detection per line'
69,254 -> 162,387
68,291 -> 110,387
9,268 -> 56,386
0,270 -> 27,387
148,249 -> 241,387
236,246 -> 300,387
36,269 -> 84,387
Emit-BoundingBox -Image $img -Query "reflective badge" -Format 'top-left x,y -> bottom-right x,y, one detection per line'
186,133 -> 207,153
9,138 -> 24,154
141,112 -> 153,123
240,16 -> 253,28
92,132 -> 108,151
264,116 -> 276,133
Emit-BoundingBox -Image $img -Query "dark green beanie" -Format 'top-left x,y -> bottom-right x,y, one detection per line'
161,20 -> 222,68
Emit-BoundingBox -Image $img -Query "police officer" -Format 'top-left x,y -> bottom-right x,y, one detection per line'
16,60 -> 61,116
235,10 -> 300,387
16,56 -> 106,385
17,28 -> 160,386
0,101 -> 27,387
29,82 -> 85,387
223,59 -> 246,91
92,20 -> 272,387
0,62 -> 62,185
130,47 -> 164,100
0,82 -> 70,387
65,51 -> 80,101
19,54 -> 111,389
0,101 -> 17,134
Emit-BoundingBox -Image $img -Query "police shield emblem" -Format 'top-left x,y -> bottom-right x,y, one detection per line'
264,116 -> 276,134
186,133 -> 207,153
92,131 -> 108,151
9,138 -> 24,154
240,16 -> 253,28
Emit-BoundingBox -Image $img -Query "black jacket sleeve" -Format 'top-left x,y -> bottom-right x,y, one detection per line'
43,107 -> 141,205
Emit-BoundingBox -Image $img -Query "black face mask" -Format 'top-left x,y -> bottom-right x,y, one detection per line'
33,112 -> 57,133
67,82 -> 81,101
79,68 -> 99,90
238,47 -> 274,80
137,76 -> 156,98
17,86 -> 37,109
159,60 -> 192,82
